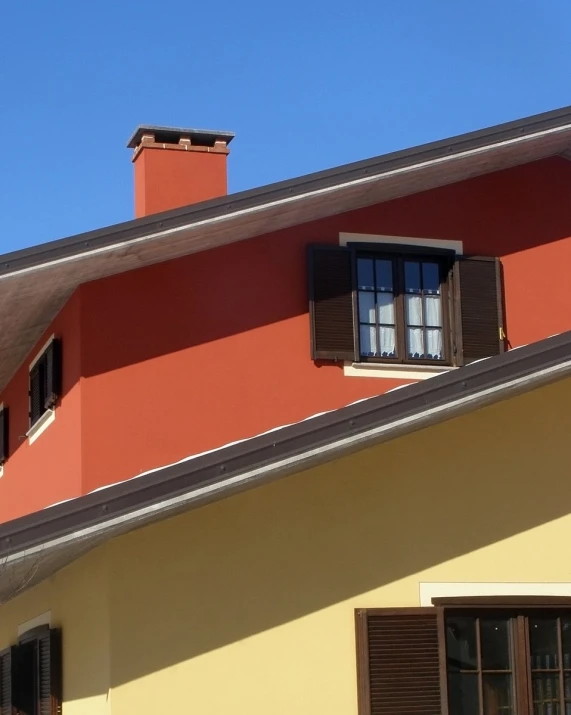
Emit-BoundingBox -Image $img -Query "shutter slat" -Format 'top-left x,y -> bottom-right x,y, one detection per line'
456,257 -> 504,364
0,408 -> 7,465
308,246 -> 357,361
357,610 -> 445,715
44,340 -> 62,410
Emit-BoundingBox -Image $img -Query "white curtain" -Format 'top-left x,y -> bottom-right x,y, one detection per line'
406,295 -> 424,357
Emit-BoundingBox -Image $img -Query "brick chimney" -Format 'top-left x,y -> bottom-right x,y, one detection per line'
127,125 -> 235,218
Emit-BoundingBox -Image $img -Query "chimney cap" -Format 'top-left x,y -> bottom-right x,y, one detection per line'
127,124 -> 235,150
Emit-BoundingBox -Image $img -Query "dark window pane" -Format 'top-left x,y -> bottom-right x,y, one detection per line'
358,291 -> 375,324
359,325 -> 377,357
357,259 -> 374,290
483,674 -> 513,715
565,673 -> 571,699
422,262 -> 441,293
375,259 -> 393,290
562,618 -> 571,669
447,617 -> 478,671
481,619 -> 512,671
448,673 -> 479,715
404,261 -> 421,293
533,674 -> 561,715
530,619 -> 560,669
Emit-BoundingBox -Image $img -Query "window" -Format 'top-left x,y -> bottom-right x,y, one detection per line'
0,627 -> 62,715
355,600 -> 571,715
357,253 -> 449,364
308,244 -> 505,367
0,405 -> 7,466
29,339 -> 62,429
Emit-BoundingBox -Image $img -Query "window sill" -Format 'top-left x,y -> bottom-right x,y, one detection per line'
344,361 -> 457,381
27,408 -> 56,444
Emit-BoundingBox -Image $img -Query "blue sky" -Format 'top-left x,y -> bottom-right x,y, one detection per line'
0,0 -> 569,253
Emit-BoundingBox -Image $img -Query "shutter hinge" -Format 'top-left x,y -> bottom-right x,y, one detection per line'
499,327 -> 506,340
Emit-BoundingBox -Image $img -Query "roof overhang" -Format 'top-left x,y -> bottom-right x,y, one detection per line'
1,329 -> 571,603
2,106 -> 571,390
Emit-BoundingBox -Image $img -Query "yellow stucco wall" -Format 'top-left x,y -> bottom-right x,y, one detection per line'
3,378 -> 571,714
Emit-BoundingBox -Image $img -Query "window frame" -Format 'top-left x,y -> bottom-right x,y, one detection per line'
356,599 -> 571,715
349,243 -> 456,367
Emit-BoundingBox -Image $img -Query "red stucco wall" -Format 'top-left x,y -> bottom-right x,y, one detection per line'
2,156 -> 571,521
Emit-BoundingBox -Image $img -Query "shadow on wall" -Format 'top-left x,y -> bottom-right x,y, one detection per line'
55,378 -> 571,696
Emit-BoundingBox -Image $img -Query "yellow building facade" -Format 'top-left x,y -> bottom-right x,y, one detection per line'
1,378 -> 571,714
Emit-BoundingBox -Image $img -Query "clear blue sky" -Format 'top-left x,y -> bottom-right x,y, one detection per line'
1,0 -> 569,253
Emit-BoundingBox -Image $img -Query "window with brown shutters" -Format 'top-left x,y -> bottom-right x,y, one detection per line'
29,339 -> 62,429
356,602 -> 571,715
0,407 -> 8,466
308,245 -> 505,367
2,627 -> 63,715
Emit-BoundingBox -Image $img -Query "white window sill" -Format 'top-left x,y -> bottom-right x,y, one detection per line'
27,408 -> 56,444
344,361 -> 457,381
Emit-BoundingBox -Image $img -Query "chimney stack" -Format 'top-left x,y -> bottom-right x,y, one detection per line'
127,125 -> 235,218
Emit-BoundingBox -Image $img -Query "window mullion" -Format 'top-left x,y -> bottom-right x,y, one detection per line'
515,615 -> 531,715
476,617 -> 484,715
395,258 -> 406,363
558,616 -> 566,714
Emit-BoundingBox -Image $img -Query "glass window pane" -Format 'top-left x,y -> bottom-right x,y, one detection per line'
404,261 -> 421,293
424,295 -> 442,327
357,259 -> 374,289
405,294 -> 423,326
379,327 -> 396,358
533,674 -> 561,715
530,619 -> 560,669
375,260 -> 393,290
377,293 -> 395,324
422,262 -> 441,294
448,673 -> 479,715
426,328 -> 443,360
565,673 -> 571,699
446,617 -> 478,671
359,325 -> 377,357
358,291 -> 375,324
562,618 -> 571,669
407,328 -> 424,359
481,619 -> 512,671
483,674 -> 513,715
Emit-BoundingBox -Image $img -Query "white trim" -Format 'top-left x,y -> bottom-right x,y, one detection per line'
27,409 -> 55,444
339,232 -> 464,254
17,611 -> 51,636
1,123 -> 569,282
344,362 -> 456,381
29,334 -> 55,370
4,355 -> 571,572
420,582 -> 571,607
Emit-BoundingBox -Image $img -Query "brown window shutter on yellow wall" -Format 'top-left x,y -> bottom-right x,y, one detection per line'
38,629 -> 62,715
308,246 -> 357,361
455,256 -> 505,365
0,647 -> 11,715
355,608 -> 448,715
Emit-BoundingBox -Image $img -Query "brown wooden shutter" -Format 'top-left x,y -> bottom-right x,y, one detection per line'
44,340 -> 62,410
0,647 -> 11,715
30,364 -> 42,426
0,408 -> 7,465
455,257 -> 504,365
38,629 -> 62,715
355,608 -> 448,715
308,245 -> 357,361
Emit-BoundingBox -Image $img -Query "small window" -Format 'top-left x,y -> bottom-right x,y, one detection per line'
308,244 -> 505,367
356,253 -> 449,364
0,627 -> 62,715
356,602 -> 571,715
29,339 -> 62,428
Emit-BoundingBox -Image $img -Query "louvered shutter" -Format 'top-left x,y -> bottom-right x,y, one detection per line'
38,629 -> 62,715
30,364 -> 42,426
455,257 -> 505,365
355,608 -> 448,715
0,647 -> 11,715
44,340 -> 62,410
0,408 -> 7,465
308,246 -> 357,361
